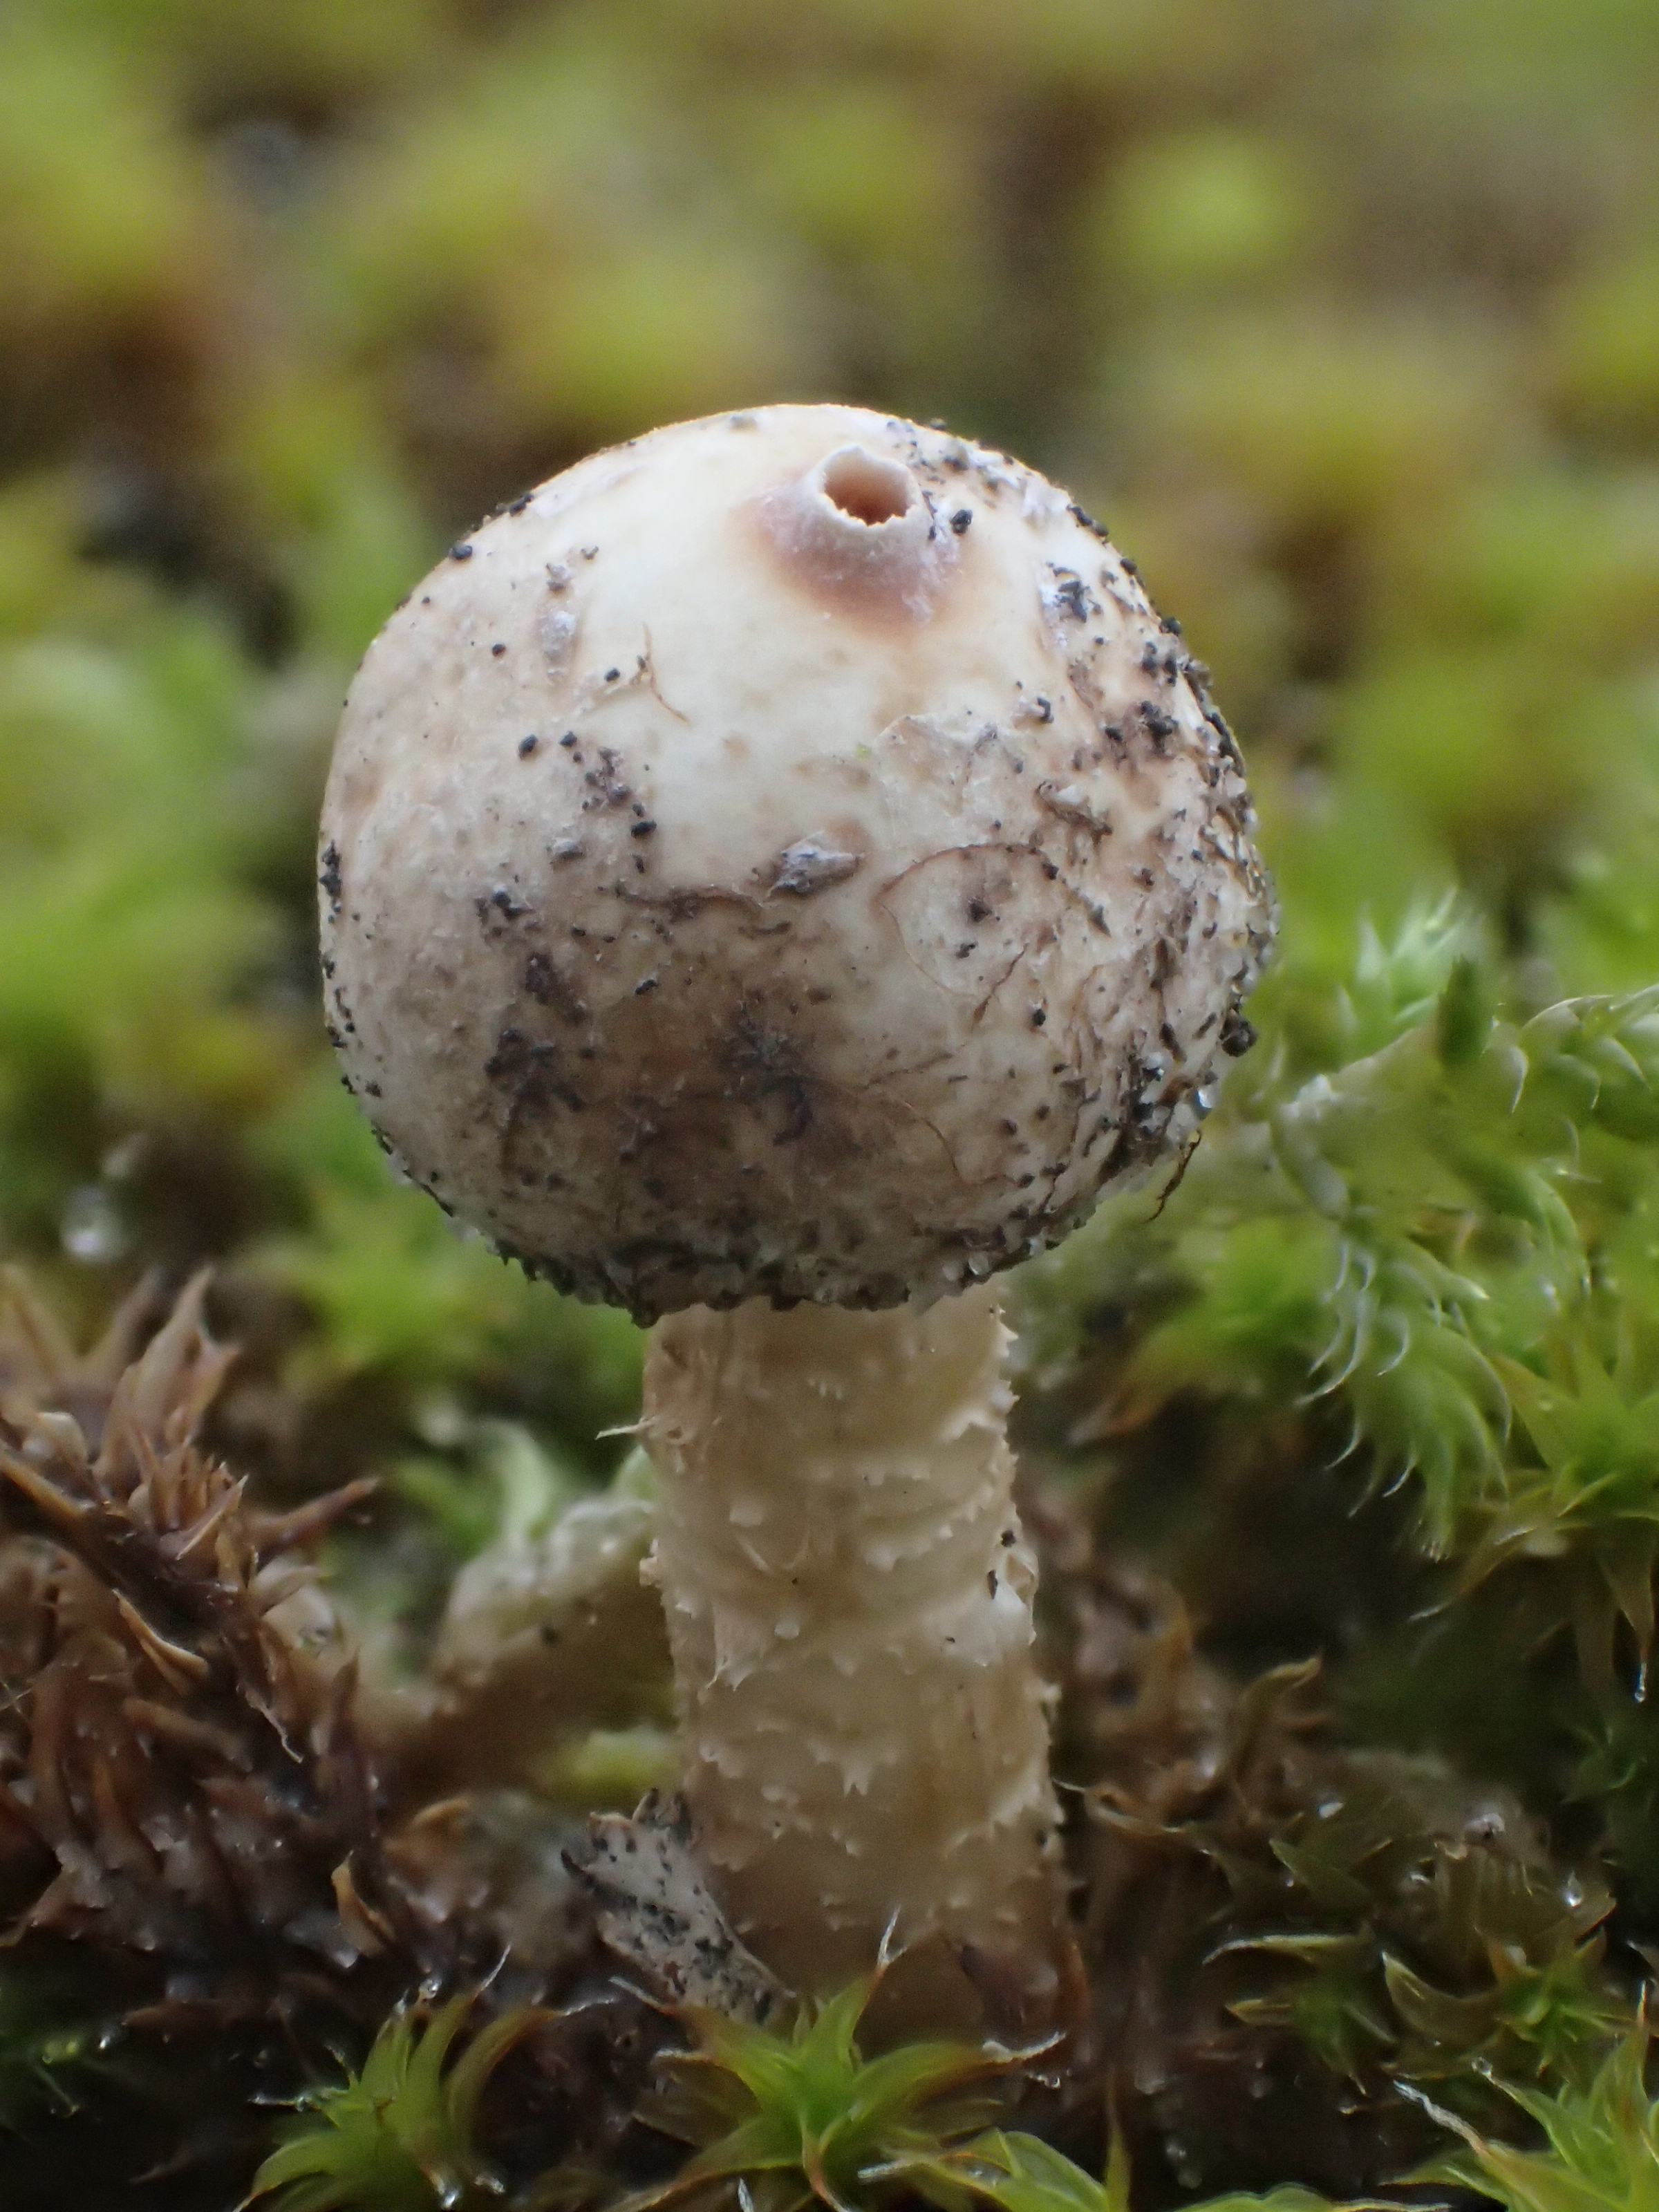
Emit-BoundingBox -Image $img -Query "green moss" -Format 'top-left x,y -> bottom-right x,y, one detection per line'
896,2126 -> 1367,2212
0,20 -> 214,333
1410,2021 -> 1659,2211
1084,131 -> 1319,295
253,1070 -> 642,1438
620,1975 -> 1031,2212
1550,250 -> 1659,444
250,1998 -> 545,2212
1123,314 -> 1519,536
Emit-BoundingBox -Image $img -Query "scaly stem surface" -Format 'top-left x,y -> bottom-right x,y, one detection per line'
642,1285 -> 1068,2016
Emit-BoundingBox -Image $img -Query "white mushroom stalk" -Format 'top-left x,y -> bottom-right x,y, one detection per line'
644,1288 -> 1062,2005
319,404 -> 1275,2021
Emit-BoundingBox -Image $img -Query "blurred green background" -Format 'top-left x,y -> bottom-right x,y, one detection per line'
1,0 -> 1658,1584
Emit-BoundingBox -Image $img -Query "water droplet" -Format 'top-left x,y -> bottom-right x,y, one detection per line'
1164,2137 -> 1202,2191
61,1184 -> 129,1264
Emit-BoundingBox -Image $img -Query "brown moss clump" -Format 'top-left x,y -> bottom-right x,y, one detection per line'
0,1272 -> 637,2205
0,1271 -> 420,2021
1027,1481 -> 1631,2204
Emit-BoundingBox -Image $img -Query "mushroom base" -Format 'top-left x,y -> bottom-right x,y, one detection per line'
641,1286 -> 1069,2021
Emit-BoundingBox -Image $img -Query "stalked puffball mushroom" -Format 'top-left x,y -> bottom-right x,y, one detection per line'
320,404 -> 1275,2021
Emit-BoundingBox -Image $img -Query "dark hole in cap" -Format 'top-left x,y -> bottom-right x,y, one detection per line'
821,450 -> 915,528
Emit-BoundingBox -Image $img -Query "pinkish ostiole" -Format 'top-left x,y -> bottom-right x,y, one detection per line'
759,444 -> 955,616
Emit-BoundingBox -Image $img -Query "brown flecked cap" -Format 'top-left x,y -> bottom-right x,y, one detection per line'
320,404 -> 1274,1321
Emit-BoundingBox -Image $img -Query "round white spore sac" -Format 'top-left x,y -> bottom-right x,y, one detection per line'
321,405 -> 1274,1322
